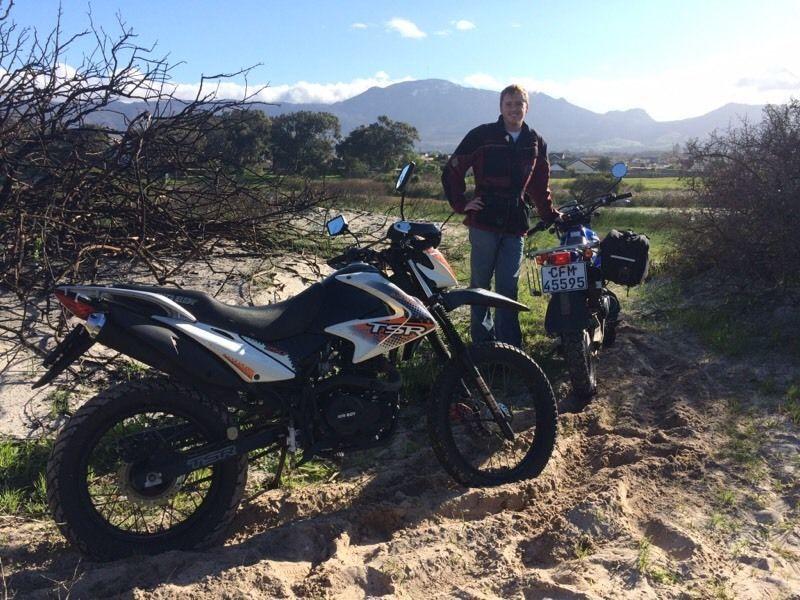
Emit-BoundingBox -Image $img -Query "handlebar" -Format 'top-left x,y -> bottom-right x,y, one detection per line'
526,191 -> 633,237
326,247 -> 383,269
526,220 -> 549,236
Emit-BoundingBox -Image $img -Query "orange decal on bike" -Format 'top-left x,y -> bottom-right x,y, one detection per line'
223,354 -> 256,379
425,247 -> 457,279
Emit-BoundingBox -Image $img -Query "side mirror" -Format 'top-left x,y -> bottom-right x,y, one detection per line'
610,162 -> 628,179
325,215 -> 348,236
395,162 -> 416,193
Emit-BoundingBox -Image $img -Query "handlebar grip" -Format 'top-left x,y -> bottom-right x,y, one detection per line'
616,192 -> 632,200
326,253 -> 348,268
526,221 -> 547,236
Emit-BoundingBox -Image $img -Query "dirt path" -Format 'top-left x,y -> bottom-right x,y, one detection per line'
2,313 -> 798,598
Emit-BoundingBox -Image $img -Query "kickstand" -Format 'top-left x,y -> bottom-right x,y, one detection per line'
268,444 -> 288,490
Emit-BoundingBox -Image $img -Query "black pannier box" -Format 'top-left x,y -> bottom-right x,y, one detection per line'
599,229 -> 650,286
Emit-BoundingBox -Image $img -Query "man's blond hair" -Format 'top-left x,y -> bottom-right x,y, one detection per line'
500,84 -> 529,105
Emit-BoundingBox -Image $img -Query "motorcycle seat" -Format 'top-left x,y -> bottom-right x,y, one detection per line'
116,282 -> 325,341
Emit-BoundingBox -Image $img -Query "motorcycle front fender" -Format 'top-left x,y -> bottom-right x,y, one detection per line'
440,288 -> 529,313
544,292 -> 593,335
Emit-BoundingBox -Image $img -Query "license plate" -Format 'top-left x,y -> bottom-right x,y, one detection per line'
541,262 -> 588,294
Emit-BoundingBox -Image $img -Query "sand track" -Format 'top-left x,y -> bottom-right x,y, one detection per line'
2,314 -> 799,599
1,234 -> 798,598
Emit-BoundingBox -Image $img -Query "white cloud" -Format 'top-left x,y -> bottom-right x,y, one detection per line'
454,20 -> 476,31
738,68 -> 800,92
463,38 -> 800,120
169,72 -> 412,105
510,22 -> 522,28
386,18 -> 426,39
434,30 -> 451,37
350,22 -> 368,30
463,73 -> 503,90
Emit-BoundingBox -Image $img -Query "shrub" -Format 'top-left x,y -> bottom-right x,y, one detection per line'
675,100 -> 800,298
565,173 -> 615,203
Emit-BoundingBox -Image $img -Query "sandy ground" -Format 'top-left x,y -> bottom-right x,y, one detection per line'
1,226 -> 799,598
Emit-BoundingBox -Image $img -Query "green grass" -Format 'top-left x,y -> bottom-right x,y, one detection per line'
640,282 -> 800,360
636,536 -> 653,572
719,420 -> 767,481
0,437 -> 53,517
781,384 -> 800,425
573,535 -> 593,559
551,177 -> 686,192
282,455 -> 339,488
715,488 -> 736,509
117,360 -> 148,381
46,389 -> 72,420
250,447 -> 340,489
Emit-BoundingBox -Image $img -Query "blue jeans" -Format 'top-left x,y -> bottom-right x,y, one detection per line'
469,227 -> 524,347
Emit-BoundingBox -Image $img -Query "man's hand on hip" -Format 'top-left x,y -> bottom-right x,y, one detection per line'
464,197 -> 485,212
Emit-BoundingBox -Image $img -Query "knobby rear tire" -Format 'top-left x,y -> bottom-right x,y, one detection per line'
427,342 -> 558,487
46,378 -> 248,561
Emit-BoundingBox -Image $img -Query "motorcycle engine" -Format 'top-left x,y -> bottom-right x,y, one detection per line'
313,358 -> 400,451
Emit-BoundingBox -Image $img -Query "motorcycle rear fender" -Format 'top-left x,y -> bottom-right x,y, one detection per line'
97,305 -> 245,391
440,288 -> 529,313
544,292 -> 593,335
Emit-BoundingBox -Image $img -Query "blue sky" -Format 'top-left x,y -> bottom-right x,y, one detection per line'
9,1 -> 800,120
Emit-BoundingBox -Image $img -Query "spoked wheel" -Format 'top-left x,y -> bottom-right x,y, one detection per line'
47,379 -> 247,560
428,342 -> 557,487
562,330 -> 597,398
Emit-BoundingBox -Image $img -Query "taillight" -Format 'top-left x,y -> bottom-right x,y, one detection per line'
55,290 -> 94,320
549,251 -> 572,266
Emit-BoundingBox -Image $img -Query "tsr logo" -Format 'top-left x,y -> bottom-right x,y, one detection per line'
369,322 -> 430,336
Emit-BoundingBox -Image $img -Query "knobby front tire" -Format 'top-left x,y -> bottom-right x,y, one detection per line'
562,330 -> 597,398
427,342 -> 558,487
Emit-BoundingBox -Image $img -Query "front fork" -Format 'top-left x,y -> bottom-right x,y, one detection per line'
429,304 -> 515,441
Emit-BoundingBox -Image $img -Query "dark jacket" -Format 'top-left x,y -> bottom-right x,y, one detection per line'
441,116 -> 556,234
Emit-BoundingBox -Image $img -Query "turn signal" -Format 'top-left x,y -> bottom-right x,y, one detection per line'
549,251 -> 572,266
535,254 -> 550,265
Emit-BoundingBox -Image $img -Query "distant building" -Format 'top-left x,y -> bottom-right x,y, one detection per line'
550,163 -> 566,173
567,160 -> 595,174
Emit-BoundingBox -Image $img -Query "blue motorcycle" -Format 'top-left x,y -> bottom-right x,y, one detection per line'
525,163 -> 649,397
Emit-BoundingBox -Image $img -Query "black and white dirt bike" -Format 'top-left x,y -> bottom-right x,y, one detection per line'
525,162 -> 649,397
35,162 -> 557,560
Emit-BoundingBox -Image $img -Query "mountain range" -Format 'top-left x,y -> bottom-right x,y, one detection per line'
100,79 -> 766,153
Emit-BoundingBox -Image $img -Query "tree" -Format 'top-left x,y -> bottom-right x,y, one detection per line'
677,100 -> 800,296
0,3 -> 325,366
336,115 -> 419,174
595,156 -> 612,172
565,173 -> 615,202
205,109 -> 271,171
270,111 -> 340,175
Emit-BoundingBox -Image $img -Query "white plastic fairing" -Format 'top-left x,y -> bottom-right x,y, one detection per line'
324,272 -> 437,363
152,317 -> 295,382
58,285 -> 197,322
416,248 -> 458,289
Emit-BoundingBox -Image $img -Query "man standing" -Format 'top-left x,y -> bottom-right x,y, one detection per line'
442,84 -> 559,347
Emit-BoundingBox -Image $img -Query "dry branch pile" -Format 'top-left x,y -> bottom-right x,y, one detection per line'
0,2 -> 325,360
